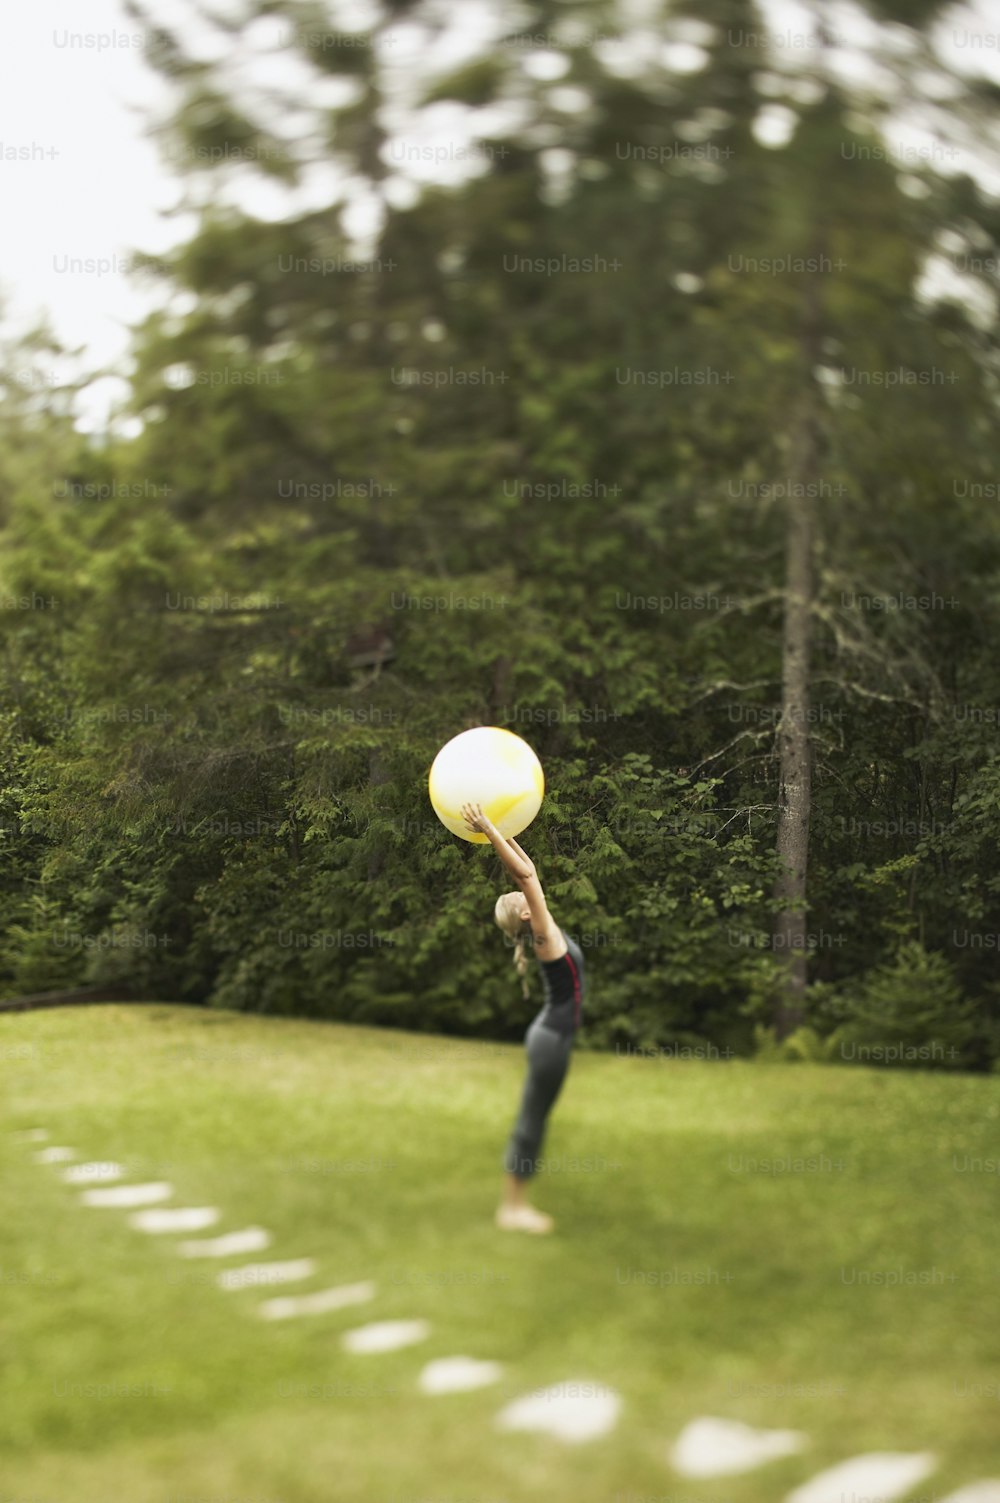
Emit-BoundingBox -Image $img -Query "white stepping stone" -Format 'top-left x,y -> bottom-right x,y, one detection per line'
258,1281 -> 376,1321
80,1182 -> 173,1208
16,1128 -> 49,1141
178,1227 -> 271,1259
129,1207 -> 220,1234
62,1161 -> 124,1184
495,1379 -> 622,1443
786,1452 -> 937,1503
419,1357 -> 504,1395
218,1259 -> 316,1291
342,1319 -> 431,1354
35,1146 -> 75,1163
672,1416 -> 808,1476
940,1486 -> 1000,1503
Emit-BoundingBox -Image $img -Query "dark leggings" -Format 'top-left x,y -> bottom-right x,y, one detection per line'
504,1015 -> 573,1180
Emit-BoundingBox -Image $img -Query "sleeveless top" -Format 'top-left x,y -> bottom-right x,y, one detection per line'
537,930 -> 585,1036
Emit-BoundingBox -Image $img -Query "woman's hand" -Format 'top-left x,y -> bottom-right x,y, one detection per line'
461,801 -> 495,836
461,807 -> 537,885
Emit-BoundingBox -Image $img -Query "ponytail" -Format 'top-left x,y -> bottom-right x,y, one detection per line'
494,892 -> 531,1000
512,933 -> 530,1000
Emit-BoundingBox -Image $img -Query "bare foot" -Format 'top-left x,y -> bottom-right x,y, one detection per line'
495,1203 -> 555,1234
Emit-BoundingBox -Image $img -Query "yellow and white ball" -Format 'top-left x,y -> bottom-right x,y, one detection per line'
428,727 -> 544,844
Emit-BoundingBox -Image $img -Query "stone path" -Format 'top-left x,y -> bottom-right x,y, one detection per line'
341,1318 -> 431,1354
130,1207 -> 220,1233
218,1258 -> 317,1290
18,1126 -> 1000,1484
259,1281 -> 376,1322
787,1452 -> 938,1503
672,1416 -> 807,1475
495,1380 -> 623,1443
179,1226 -> 271,1257
80,1181 -> 173,1207
63,1161 -> 125,1183
419,1356 -> 504,1394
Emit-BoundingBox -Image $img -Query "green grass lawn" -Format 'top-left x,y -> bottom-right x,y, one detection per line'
1,1004 -> 998,1503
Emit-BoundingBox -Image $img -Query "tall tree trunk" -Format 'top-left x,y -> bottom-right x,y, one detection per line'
772,250 -> 824,1038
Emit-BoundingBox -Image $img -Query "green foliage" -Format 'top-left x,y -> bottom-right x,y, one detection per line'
824,944 -> 986,1070
751,1024 -> 831,1064
1,3 -> 999,1068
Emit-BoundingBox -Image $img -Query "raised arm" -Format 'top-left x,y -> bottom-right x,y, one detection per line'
461,803 -> 533,880
460,804 -> 566,961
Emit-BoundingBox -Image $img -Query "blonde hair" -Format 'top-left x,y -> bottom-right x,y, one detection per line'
494,891 -> 531,1000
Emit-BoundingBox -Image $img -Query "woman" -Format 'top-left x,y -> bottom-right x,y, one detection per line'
461,802 -> 585,1235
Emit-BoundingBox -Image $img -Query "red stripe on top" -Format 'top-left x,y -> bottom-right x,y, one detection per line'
565,951 -> 582,1029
